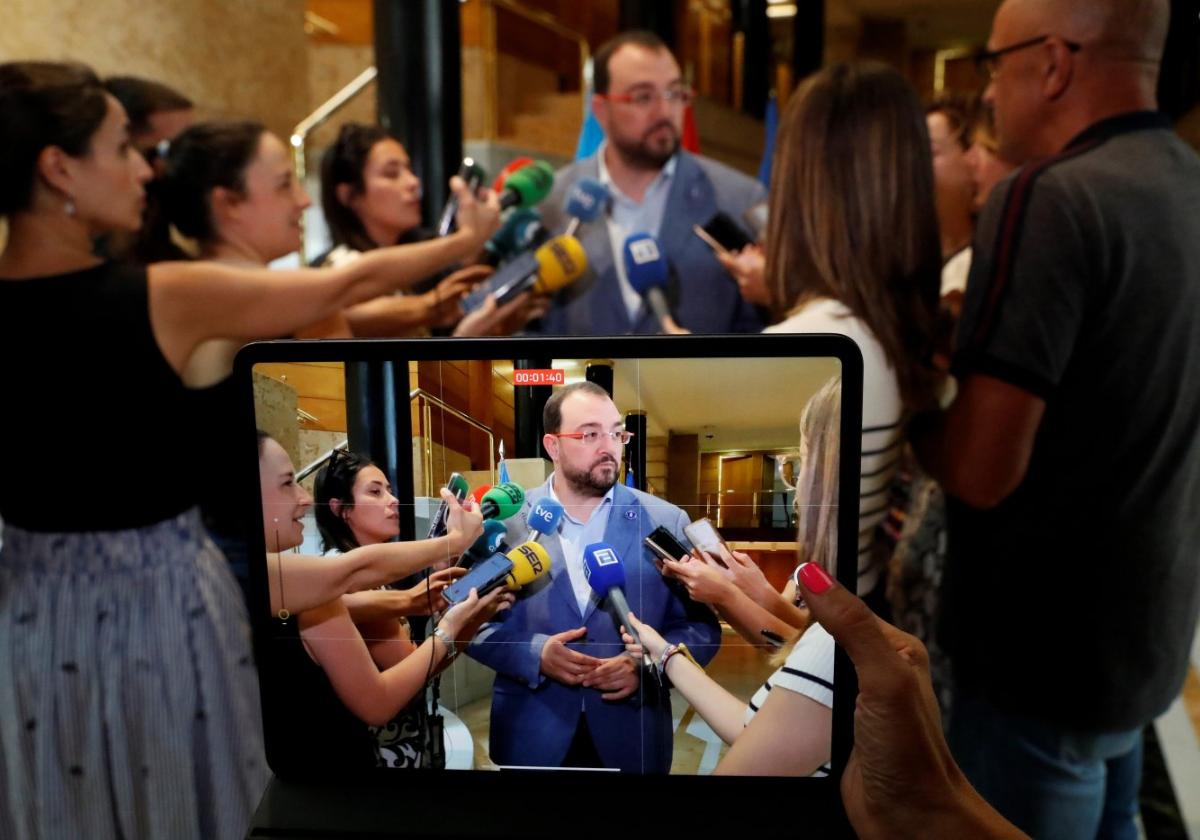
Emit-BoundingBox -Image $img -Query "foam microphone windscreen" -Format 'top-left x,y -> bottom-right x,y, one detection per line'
531,235 -> 587,294
500,161 -> 554,210
504,541 -> 552,589
622,233 -> 670,294
565,177 -> 609,222
471,484 -> 492,505
481,483 -> 525,520
526,497 -> 565,537
464,519 -> 508,563
491,156 -> 534,193
485,207 -> 542,259
582,542 -> 627,595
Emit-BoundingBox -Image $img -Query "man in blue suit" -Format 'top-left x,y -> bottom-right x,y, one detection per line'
534,31 -> 766,335
467,382 -> 721,772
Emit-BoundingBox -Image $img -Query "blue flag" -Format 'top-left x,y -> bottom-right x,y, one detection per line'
757,93 -> 779,187
498,459 -> 510,485
575,108 -> 605,161
625,466 -> 635,488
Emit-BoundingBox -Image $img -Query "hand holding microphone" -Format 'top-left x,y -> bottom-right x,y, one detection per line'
622,233 -> 688,334
619,610 -> 668,663
583,542 -> 654,671
442,487 -> 484,555
448,175 -> 501,253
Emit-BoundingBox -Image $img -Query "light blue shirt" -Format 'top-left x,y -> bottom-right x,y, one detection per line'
548,477 -> 617,617
596,142 -> 678,322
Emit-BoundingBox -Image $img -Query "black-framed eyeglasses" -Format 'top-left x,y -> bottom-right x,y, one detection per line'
974,35 -> 1081,80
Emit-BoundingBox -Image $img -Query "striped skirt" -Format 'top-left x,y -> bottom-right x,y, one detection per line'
0,510 -> 268,840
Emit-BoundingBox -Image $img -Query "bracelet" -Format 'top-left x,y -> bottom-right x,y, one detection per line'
432,626 -> 459,660
658,644 -> 680,674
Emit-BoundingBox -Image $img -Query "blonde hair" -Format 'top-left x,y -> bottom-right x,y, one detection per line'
772,375 -> 842,665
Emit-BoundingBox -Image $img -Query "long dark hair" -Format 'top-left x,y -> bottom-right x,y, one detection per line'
0,61 -> 109,216
766,61 -> 941,412
160,120 -> 266,246
320,122 -> 395,251
313,449 -> 375,553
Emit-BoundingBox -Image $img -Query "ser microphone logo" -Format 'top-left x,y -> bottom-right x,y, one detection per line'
549,240 -> 581,275
515,544 -> 545,576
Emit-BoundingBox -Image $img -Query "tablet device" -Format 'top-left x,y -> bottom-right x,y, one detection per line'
234,334 -> 862,839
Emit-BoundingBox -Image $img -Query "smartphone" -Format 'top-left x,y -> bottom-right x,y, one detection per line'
684,517 -> 727,560
644,526 -> 691,571
701,212 -> 753,252
426,472 -> 468,540
692,223 -> 732,258
443,552 -> 512,605
437,158 -> 487,236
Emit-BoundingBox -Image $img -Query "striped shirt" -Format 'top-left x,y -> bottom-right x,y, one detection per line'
765,298 -> 905,594
744,623 -> 835,777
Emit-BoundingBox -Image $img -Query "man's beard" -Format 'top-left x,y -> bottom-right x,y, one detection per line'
561,455 -> 619,497
612,121 -> 680,171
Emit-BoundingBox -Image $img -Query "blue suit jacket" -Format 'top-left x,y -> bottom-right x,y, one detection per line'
533,151 -> 767,335
466,479 -> 721,773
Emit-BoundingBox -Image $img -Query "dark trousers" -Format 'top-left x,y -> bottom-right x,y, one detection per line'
562,714 -> 603,768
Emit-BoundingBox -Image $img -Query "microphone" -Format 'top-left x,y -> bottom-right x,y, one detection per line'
470,484 -> 492,507
562,177 -> 609,238
582,542 -> 654,670
436,158 -> 487,237
443,541 -> 552,605
426,472 -> 470,539
498,161 -> 554,211
483,208 -> 549,266
622,233 -> 675,332
460,519 -> 509,569
523,497 -> 564,544
491,156 -> 534,193
480,482 -> 525,521
460,235 -> 587,313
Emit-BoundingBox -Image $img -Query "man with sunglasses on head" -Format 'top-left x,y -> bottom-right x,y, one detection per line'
467,381 -> 721,772
532,30 -> 766,335
913,1 -> 1200,837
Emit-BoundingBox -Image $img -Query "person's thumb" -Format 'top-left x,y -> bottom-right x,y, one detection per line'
796,563 -> 895,686
559,626 -> 588,641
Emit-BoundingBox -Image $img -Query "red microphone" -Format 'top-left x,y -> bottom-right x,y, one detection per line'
491,157 -> 534,193
471,484 -> 492,506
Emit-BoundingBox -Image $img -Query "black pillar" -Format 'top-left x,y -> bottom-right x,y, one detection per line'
624,410 -> 647,491
374,0 -> 463,224
346,361 -> 415,542
734,0 -> 770,119
793,0 -> 824,81
585,359 -> 614,397
513,359 -> 552,459
1159,0 -> 1200,121
619,0 -> 676,47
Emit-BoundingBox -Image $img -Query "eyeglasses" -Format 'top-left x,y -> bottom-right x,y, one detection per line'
553,429 -> 635,446
600,86 -> 694,109
974,35 -> 1081,80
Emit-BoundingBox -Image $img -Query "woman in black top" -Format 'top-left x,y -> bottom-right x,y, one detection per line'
256,434 -> 509,773
0,61 -> 499,840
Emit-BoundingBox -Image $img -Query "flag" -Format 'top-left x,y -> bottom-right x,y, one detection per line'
625,466 -> 636,488
498,440 -> 510,484
575,108 -> 606,161
757,93 -> 779,187
681,103 -> 701,154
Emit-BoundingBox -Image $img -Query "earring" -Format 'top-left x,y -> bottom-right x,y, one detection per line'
64,198 -> 76,217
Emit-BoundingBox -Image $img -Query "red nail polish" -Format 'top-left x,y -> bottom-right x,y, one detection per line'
798,563 -> 833,594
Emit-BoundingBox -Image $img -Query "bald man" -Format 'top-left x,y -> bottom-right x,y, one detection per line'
913,1 -> 1200,837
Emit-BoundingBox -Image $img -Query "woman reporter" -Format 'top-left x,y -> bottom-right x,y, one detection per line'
624,377 -> 843,777
257,432 -> 510,767
0,60 -> 496,839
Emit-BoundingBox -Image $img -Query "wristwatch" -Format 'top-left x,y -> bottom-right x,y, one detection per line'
432,625 -> 459,659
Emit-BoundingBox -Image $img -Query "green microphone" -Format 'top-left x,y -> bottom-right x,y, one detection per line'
498,161 -> 554,210
426,472 -> 471,539
480,482 -> 526,521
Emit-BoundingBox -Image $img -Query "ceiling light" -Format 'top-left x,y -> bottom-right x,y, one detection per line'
766,3 -> 797,17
